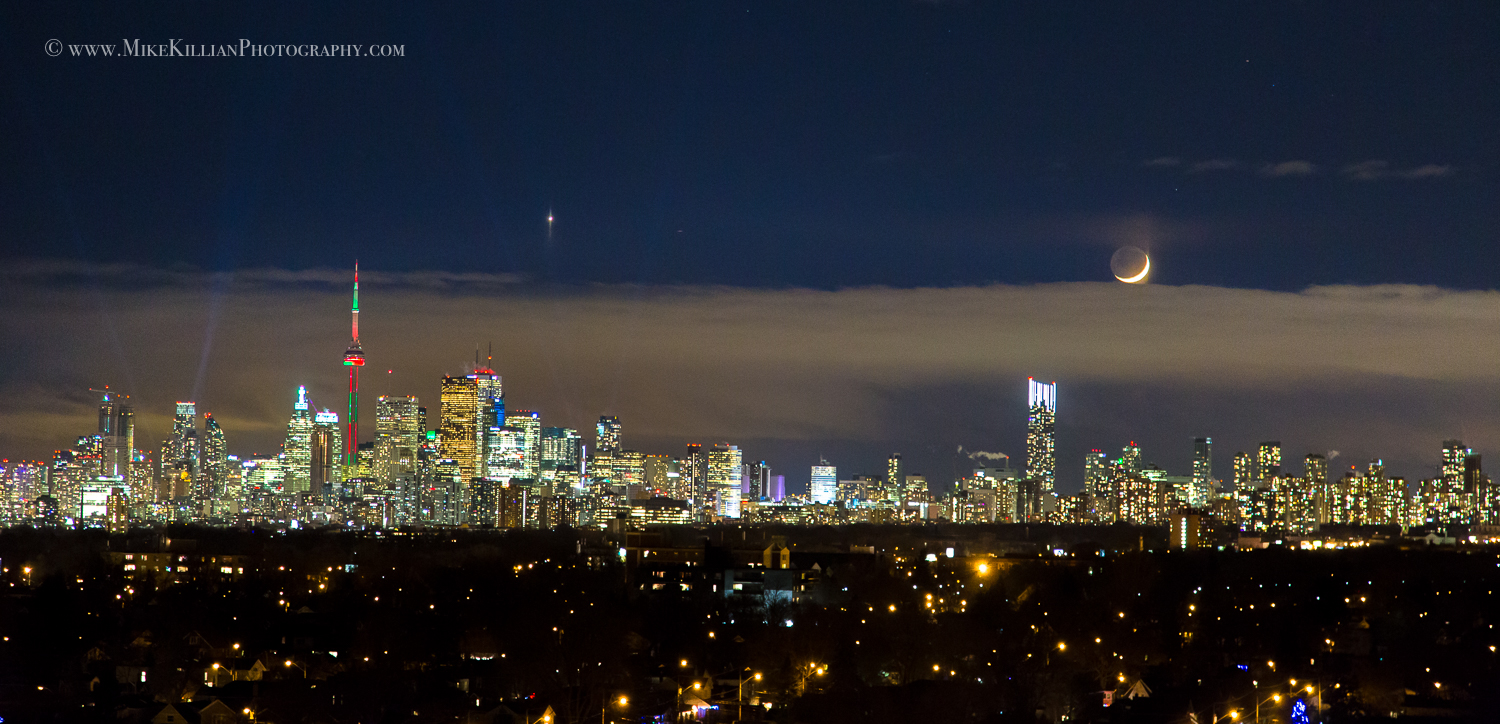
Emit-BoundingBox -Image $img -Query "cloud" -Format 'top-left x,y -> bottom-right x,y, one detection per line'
1342,160 -> 1454,181
1188,158 -> 1240,173
1403,164 -> 1453,179
1342,160 -> 1391,181
4,265 -> 1499,489
1142,157 -> 1181,167
1260,160 -> 1317,177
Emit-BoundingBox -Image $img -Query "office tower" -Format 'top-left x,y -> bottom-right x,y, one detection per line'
1255,442 -> 1282,488
202,413 -> 229,499
127,453 -> 153,509
540,427 -> 582,485
1084,449 -> 1113,521
1191,438 -> 1212,508
484,426 -> 527,483
439,375 -> 480,484
886,454 -> 905,504
745,460 -> 769,499
1433,440 -> 1470,523
1025,379 -> 1057,491
1305,453 -> 1330,523
1117,442 -> 1142,474
769,475 -> 786,502
707,443 -> 743,518
311,411 -> 342,499
375,395 -> 422,485
1232,452 -> 1252,489
684,444 -> 706,516
504,410 -> 542,481
616,450 -> 646,488
644,454 -> 673,496
97,389 -> 134,478
596,416 -> 622,454
283,386 -> 315,494
1466,454 -> 1494,523
810,459 -> 837,504
168,402 -> 199,478
105,487 -> 129,533
342,264 -> 366,467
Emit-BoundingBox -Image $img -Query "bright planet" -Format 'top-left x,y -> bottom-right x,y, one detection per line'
1110,246 -> 1150,283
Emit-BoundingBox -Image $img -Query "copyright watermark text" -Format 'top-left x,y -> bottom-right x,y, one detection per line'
45,39 -> 404,58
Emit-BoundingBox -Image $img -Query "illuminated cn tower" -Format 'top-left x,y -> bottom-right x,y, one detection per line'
342,263 -> 366,467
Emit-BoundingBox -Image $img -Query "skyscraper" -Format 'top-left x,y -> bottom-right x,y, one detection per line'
684,443 -> 705,517
97,389 -> 133,479
283,386 -> 315,494
311,411 -> 342,499
342,264 -> 366,467
470,363 -> 504,483
1191,437 -> 1212,507
375,395 -> 422,485
1305,453 -> 1330,523
596,416 -> 622,454
810,459 -> 837,504
168,402 -> 199,481
1025,378 -> 1057,491
1084,449 -> 1112,521
202,413 -> 229,499
886,454 -> 904,504
439,375 -> 480,485
540,427 -> 582,488
1255,442 -> 1282,488
707,443 -> 742,518
505,410 -> 542,481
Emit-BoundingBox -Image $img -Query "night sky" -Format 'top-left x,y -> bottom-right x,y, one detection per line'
3,3 -> 1498,492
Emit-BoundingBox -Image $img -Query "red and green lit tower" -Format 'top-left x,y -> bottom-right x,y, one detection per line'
342,263 -> 365,467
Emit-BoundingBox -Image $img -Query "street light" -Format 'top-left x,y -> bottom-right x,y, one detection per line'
738,668 -> 761,722
284,659 -> 307,678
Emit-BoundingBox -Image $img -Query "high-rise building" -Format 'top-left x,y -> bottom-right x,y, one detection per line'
1025,379 -> 1057,491
1305,453 -> 1330,523
202,413 -> 229,499
886,454 -> 905,504
311,411 -> 342,500
684,444 -> 705,517
375,395 -> 422,485
97,389 -> 134,478
283,386 -> 315,494
505,410 -> 542,481
1191,438 -> 1212,508
707,444 -> 743,518
596,416 -> 622,454
438,375 -> 480,484
1255,442 -> 1282,488
342,264 -> 366,467
1118,442 -> 1142,474
810,459 -> 837,504
644,454 -> 674,496
484,426 -> 527,483
1084,449 -> 1113,521
168,402 -> 199,479
540,427 -> 583,489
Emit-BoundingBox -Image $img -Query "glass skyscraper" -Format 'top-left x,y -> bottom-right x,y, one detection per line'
1025,378 -> 1057,491
810,459 -> 837,504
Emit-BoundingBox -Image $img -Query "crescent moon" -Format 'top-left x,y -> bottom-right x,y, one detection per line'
1115,254 -> 1150,283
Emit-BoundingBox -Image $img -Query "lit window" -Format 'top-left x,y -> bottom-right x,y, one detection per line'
124,564 -> 136,571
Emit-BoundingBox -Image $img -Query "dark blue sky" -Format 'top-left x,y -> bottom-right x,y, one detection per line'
5,2 -> 1497,290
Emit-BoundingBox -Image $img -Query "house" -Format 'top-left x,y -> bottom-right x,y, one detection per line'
150,699 -> 242,724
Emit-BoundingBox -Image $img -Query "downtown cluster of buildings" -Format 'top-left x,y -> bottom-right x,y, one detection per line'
1,272 -> 1495,537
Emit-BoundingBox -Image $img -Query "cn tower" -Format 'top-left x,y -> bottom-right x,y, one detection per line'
342,263 -> 365,467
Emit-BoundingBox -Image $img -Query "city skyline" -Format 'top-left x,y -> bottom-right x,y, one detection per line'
7,269 -> 1500,492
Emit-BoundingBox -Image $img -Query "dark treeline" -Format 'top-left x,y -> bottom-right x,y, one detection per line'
0,526 -> 1495,723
